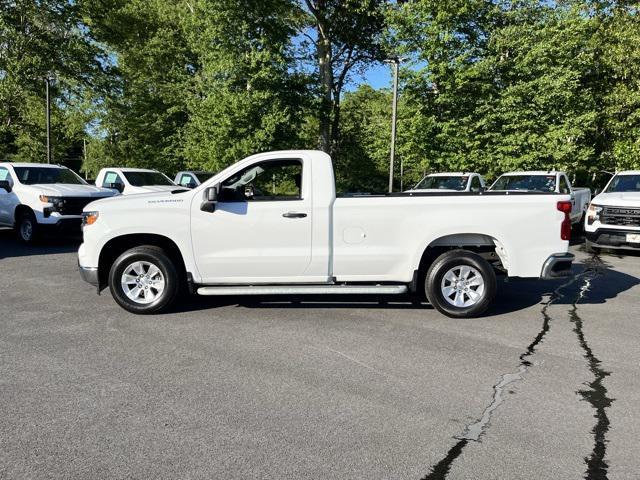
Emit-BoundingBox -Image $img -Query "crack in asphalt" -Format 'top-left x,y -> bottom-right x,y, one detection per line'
421,258 -> 605,480
568,256 -> 613,480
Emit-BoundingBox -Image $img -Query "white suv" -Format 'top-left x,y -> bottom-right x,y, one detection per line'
0,163 -> 117,243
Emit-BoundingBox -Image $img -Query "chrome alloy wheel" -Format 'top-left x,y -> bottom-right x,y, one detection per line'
440,265 -> 485,308
120,261 -> 165,305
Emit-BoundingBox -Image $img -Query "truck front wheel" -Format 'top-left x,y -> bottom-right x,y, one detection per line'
16,210 -> 39,244
109,246 -> 180,314
425,250 -> 497,318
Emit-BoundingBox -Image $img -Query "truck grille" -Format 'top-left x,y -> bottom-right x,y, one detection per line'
57,197 -> 107,216
601,206 -> 640,227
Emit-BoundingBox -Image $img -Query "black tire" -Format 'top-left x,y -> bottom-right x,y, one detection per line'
109,246 -> 180,314
425,249 -> 497,318
16,210 -> 39,244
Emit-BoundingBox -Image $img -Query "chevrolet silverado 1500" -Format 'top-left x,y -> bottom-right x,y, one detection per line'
585,170 -> 640,251
95,168 -> 177,195
490,171 -> 590,225
407,172 -> 486,193
78,151 -> 575,318
0,163 -> 117,243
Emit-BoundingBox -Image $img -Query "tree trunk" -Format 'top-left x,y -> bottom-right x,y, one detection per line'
317,32 -> 332,153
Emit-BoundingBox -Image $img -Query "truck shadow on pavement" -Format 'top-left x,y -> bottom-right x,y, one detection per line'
172,260 -> 639,316
0,228 -> 80,260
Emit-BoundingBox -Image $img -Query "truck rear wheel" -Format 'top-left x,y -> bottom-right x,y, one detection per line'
109,246 -> 180,314
425,250 -> 496,318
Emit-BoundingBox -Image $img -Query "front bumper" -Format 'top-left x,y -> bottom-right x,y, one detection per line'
540,253 -> 575,279
79,263 -> 99,287
40,217 -> 83,236
585,228 -> 640,250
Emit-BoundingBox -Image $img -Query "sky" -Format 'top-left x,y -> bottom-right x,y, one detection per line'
349,63 -> 393,91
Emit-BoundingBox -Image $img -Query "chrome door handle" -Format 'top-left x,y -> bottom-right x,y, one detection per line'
282,212 -> 307,218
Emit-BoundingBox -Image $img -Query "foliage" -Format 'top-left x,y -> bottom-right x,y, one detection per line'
2,0 -> 639,190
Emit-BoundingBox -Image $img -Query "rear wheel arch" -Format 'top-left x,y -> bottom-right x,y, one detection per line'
413,233 -> 506,291
98,234 -> 187,290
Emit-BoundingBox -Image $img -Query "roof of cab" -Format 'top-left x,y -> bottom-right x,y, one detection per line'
425,172 -> 476,177
0,162 -> 67,168
103,167 -> 158,173
500,171 -> 562,176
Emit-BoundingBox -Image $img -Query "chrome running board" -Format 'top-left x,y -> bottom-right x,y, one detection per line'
197,285 -> 408,296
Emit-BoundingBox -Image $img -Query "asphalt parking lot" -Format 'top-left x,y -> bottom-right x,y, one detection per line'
1,228 -> 639,479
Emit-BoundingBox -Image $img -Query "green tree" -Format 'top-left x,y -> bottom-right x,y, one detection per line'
0,0 -> 105,165
181,0 -> 309,172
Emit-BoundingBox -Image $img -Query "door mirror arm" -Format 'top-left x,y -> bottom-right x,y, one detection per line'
201,185 -> 219,212
108,182 -> 124,193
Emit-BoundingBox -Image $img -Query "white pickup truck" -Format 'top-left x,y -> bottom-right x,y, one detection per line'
0,163 -> 117,243
585,170 -> 640,251
407,172 -> 486,193
490,171 -> 591,224
95,167 -> 177,195
78,150 -> 575,318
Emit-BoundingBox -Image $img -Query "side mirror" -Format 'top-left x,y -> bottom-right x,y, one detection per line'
244,184 -> 255,200
108,182 -> 124,193
201,185 -> 219,212
594,189 -> 601,195
186,182 -> 197,189
0,180 -> 12,193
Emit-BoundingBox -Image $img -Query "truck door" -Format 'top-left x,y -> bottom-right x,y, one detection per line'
190,157 -> 313,283
0,167 -> 18,226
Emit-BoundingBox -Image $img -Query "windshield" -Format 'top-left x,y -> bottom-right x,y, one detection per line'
13,166 -> 87,185
123,171 -> 173,187
414,176 -> 468,190
491,175 -> 556,192
195,172 -> 216,183
605,174 -> 640,193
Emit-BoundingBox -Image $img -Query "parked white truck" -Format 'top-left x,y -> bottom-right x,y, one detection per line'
78,151 -> 575,318
585,171 -> 640,251
490,171 -> 591,224
95,167 -> 177,195
0,163 -> 117,243
407,172 -> 486,193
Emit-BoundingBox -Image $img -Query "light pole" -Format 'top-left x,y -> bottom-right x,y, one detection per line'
44,74 -> 55,164
385,57 -> 406,193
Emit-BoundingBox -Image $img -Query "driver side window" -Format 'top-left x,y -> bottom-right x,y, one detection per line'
0,167 -> 13,185
219,159 -> 303,202
470,176 -> 481,192
102,171 -> 123,188
559,176 -> 570,194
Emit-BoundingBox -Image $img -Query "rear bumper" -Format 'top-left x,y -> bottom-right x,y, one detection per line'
78,263 -> 99,286
540,253 -> 575,279
585,228 -> 640,249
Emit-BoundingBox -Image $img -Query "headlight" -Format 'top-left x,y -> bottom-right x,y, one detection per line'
39,195 -> 65,210
82,211 -> 99,226
586,203 -> 602,225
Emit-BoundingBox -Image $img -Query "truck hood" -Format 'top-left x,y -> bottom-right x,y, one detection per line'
592,191 -> 640,207
128,185 -> 178,194
29,184 -> 118,197
84,188 -> 189,211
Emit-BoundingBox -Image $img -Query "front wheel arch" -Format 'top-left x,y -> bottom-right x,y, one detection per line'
98,234 -> 188,291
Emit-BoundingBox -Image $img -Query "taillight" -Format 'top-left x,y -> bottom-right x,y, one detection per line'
557,201 -> 572,240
